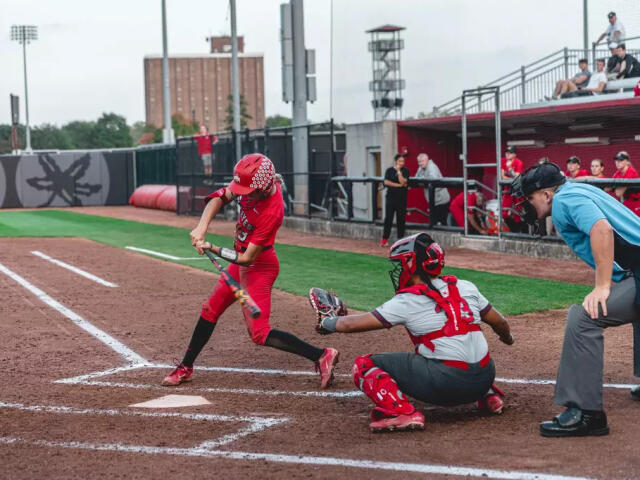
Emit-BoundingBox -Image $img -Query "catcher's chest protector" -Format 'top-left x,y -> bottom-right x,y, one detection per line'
399,276 -> 480,352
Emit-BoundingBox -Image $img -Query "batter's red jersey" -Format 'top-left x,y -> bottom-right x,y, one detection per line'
233,182 -> 284,251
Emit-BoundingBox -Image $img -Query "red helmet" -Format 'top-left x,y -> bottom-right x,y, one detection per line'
389,233 -> 445,291
229,153 -> 276,195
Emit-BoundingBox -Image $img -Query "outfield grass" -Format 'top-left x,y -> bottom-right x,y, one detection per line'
0,210 -> 590,315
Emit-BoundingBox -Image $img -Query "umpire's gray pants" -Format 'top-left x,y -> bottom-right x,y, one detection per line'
371,352 -> 495,407
555,276 -> 640,411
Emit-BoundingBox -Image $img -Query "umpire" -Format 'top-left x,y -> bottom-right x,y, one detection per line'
511,163 -> 640,437
381,154 -> 410,247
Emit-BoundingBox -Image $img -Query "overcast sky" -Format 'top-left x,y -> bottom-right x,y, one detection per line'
1,0 -> 638,128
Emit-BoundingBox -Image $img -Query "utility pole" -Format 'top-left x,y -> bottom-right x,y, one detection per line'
11,25 -> 38,153
161,0 -> 174,144
230,0 -> 242,162
583,0 -> 589,57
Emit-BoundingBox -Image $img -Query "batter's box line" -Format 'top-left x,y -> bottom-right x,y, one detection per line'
0,401 -> 288,450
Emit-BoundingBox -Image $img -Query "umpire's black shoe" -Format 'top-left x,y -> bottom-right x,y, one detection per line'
631,385 -> 640,401
540,408 -> 609,437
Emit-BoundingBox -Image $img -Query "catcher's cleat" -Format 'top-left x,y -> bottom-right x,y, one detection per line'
316,347 -> 339,389
370,410 -> 425,433
162,363 -> 194,386
477,383 -> 505,414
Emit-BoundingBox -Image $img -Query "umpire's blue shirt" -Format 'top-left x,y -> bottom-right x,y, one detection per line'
552,182 -> 640,282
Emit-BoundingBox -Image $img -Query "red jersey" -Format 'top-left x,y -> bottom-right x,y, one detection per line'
500,157 -> 523,179
234,182 -> 284,251
613,166 -> 640,214
612,165 -> 639,180
450,192 -> 476,227
565,169 -> 589,178
196,135 -> 216,155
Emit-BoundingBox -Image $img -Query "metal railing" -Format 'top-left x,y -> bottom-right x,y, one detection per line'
433,43 -> 640,116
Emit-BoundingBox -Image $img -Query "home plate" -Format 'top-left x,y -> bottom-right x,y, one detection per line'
130,395 -> 211,408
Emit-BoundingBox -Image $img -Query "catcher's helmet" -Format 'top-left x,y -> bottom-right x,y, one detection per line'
388,232 -> 445,292
229,153 -> 276,196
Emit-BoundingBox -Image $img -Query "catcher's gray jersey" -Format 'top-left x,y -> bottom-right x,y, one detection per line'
373,278 -> 491,363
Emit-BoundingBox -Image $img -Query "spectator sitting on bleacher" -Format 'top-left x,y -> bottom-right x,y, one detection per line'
606,43 -> 622,80
449,191 -> 488,235
612,151 -> 640,216
616,44 -> 640,79
549,59 -> 591,99
560,59 -> 607,98
565,156 -> 589,178
595,11 -> 625,48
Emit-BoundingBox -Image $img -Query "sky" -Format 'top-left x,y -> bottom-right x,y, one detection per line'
1,0 -> 639,128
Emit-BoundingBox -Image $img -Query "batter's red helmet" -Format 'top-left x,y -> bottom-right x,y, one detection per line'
229,153 -> 276,195
388,232 -> 445,292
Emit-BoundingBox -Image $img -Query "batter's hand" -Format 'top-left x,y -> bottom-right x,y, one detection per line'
190,227 -> 207,249
583,286 -> 610,319
195,241 -> 213,255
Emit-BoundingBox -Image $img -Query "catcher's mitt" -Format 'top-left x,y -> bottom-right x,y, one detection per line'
308,287 -> 348,334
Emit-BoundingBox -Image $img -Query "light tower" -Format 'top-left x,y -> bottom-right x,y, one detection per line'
367,25 -> 405,121
11,25 -> 38,153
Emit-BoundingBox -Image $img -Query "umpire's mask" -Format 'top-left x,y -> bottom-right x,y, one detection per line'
510,163 -> 566,225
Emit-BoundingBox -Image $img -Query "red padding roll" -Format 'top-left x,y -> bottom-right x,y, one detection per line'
155,185 -> 177,211
129,184 -> 173,209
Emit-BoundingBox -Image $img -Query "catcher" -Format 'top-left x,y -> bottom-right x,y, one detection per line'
308,232 -> 514,432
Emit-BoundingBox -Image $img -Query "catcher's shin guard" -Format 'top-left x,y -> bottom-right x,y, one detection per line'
352,355 -> 415,418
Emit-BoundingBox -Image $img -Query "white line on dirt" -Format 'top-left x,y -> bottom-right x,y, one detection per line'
0,436 -> 593,480
0,402 -> 288,449
30,251 -> 118,287
0,261 -> 147,366
55,365 -> 148,384
125,246 -> 205,261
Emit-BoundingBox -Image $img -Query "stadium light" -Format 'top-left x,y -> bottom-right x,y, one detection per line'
568,123 -> 604,131
506,127 -> 537,135
564,136 -> 609,145
507,140 -> 546,148
10,25 -> 38,153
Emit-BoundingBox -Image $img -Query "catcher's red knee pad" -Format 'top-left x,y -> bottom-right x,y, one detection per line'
352,355 -> 414,417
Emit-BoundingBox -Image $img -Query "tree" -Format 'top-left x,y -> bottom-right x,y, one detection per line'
92,113 -> 133,148
129,121 -> 148,145
224,94 -> 252,130
266,115 -> 292,128
171,114 -> 199,137
31,124 -> 74,150
65,120 -> 97,149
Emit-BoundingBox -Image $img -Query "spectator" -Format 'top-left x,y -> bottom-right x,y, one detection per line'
415,153 -> 450,225
595,12 -> 626,47
449,191 -> 488,235
565,156 -> 589,178
558,59 -> 607,98
616,44 -> 640,79
606,43 -> 622,80
550,59 -> 591,99
381,154 -> 410,247
500,146 -> 526,233
612,151 -> 640,216
590,159 -> 606,178
195,124 -> 218,176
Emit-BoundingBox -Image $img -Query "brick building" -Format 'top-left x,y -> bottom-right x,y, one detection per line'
144,36 -> 264,132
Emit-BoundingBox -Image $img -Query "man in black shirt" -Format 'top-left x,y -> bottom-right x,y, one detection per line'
616,44 -> 640,79
381,154 -> 410,247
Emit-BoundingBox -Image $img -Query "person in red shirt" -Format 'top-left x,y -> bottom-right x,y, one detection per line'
612,151 -> 640,216
195,124 -> 218,175
162,154 -> 339,388
565,156 -> 590,178
449,191 -> 488,235
500,146 -> 526,233
590,158 -> 606,178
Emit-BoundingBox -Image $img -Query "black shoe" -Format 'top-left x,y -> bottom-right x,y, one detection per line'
540,408 -> 609,437
631,386 -> 640,401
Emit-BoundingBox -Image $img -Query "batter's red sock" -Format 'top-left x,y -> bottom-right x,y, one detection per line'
264,329 -> 324,361
181,316 -> 216,367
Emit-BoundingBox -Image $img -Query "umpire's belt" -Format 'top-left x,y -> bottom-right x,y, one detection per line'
441,352 -> 491,371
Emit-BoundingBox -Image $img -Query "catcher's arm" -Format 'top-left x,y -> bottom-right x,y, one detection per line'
308,287 -> 384,334
481,307 -> 514,345
326,313 -> 384,333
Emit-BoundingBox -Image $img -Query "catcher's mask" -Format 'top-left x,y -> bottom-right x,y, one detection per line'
510,163 -> 566,225
388,233 -> 445,292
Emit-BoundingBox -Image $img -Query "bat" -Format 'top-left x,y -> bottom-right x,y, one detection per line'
204,249 -> 261,319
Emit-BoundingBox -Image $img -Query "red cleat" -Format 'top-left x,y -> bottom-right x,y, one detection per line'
316,348 -> 339,389
370,410 -> 425,433
380,238 -> 388,247
162,363 -> 194,386
478,384 -> 505,414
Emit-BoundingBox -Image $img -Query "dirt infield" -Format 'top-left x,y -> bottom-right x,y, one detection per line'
1,235 -> 639,479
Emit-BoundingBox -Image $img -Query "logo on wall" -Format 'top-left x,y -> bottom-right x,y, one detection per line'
18,153 -> 109,207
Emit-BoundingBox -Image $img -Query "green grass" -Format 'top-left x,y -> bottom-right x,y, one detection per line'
0,210 -> 590,315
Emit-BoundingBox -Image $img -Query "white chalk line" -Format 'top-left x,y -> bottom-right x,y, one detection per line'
31,250 -> 118,287
0,260 -> 147,366
125,246 -> 205,261
0,401 -> 288,450
0,436 -> 593,480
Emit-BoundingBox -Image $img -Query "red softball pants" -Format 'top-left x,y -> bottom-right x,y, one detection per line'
200,248 -> 279,345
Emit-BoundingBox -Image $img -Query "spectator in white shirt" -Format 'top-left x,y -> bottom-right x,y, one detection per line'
596,12 -> 625,47
415,153 -> 450,225
583,59 -> 608,94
